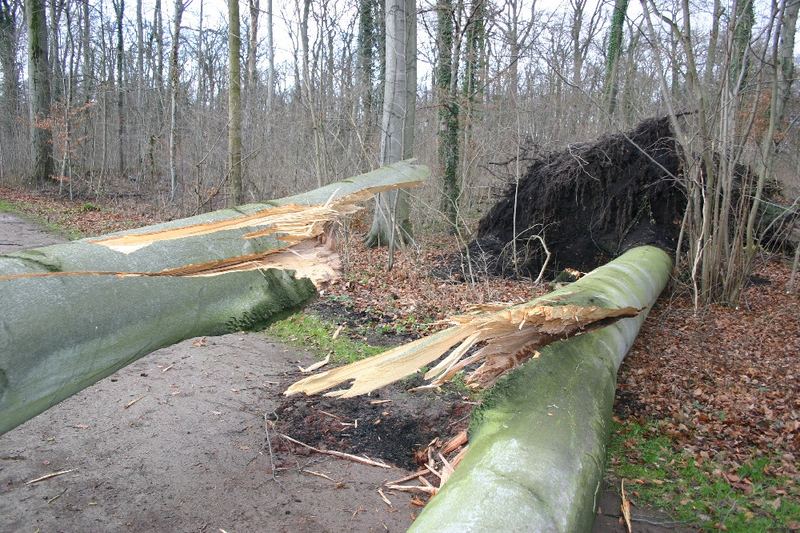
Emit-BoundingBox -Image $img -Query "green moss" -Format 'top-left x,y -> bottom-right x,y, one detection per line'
225,270 -> 317,332
264,312 -> 385,364
607,419 -> 799,531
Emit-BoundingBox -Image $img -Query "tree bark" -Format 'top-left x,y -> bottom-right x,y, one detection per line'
246,0 -> 259,89
114,0 -> 125,177
436,0 -> 459,229
168,0 -> 184,201
604,0 -> 629,118
228,0 -> 243,206
409,246 -> 672,532
26,0 -> 54,186
364,0 -> 416,250
266,0 -> 274,113
0,0 -> 19,121
0,161 -> 428,436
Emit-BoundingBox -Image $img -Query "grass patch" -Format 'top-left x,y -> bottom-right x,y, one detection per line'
607,419 -> 799,531
264,312 -> 385,364
0,197 -> 83,240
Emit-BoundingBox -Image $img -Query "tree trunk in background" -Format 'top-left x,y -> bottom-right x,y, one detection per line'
228,0 -> 243,207
81,0 -> 91,100
0,0 -> 19,120
154,0 -> 164,119
114,0 -> 125,178
26,0 -> 54,186
358,0 -> 375,137
364,0 -> 416,250
246,0 -> 259,89
746,0 -> 799,253
266,0 -> 274,113
604,0 -> 628,118
47,0 -> 63,101
731,0 -> 755,86
168,0 -> 184,201
437,0 -> 460,230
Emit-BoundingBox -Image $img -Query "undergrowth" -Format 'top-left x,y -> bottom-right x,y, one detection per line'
263,313 -> 384,364
607,419 -> 800,531
0,198 -> 83,239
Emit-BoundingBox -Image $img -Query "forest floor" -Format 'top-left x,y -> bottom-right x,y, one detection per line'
1,188 -> 798,532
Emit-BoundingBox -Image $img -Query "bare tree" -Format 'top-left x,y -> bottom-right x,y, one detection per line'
113,0 -> 125,177
228,0 -> 243,206
26,0 -> 54,186
168,0 -> 186,201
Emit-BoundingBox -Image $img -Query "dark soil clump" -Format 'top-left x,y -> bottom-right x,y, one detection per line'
274,377 -> 472,469
472,116 -> 685,277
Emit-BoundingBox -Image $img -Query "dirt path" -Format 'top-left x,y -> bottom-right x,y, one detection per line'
0,213 -> 66,252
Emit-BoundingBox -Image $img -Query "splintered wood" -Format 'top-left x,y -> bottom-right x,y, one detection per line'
284,298 -> 639,397
0,185 -> 407,287
383,430 -> 469,501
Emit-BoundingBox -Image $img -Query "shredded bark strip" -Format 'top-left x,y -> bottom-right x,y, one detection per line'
90,183 -> 415,253
285,300 -> 639,398
0,184 -> 416,285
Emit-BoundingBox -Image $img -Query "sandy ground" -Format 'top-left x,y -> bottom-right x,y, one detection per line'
0,214 -> 684,532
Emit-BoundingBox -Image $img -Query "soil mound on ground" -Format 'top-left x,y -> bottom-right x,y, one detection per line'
471,116 -> 685,277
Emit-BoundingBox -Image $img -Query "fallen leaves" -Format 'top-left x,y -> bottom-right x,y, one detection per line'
617,256 -> 800,481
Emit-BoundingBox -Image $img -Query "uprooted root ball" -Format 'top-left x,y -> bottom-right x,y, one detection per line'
471,116 -> 684,277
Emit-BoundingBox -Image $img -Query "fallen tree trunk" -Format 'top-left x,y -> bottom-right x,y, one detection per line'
409,246 -> 671,532
0,161 -> 428,435
286,245 -> 671,532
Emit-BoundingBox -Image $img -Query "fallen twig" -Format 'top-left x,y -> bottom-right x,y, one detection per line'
386,470 -> 428,485
441,430 -> 468,455
261,413 -> 279,481
377,488 -> 392,507
299,354 -> 331,374
26,469 -> 75,485
301,469 -> 336,482
386,483 -> 436,495
280,434 -> 390,469
123,396 -> 145,409
369,399 -> 392,405
621,479 -> 632,533
47,487 -> 68,503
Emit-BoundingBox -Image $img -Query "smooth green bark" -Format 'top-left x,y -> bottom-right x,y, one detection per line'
0,161 -> 427,435
410,246 -> 672,532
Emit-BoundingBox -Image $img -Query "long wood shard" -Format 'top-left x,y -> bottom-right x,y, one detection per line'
285,301 -> 639,398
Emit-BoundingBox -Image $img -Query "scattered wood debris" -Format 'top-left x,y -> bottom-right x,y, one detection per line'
380,429 -> 470,503
299,354 -> 331,373
621,479 -> 633,533
280,434 -> 390,469
123,396 -> 145,409
26,469 -> 76,485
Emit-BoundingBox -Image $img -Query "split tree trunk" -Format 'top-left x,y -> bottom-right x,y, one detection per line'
0,161 -> 428,435
409,246 -> 672,532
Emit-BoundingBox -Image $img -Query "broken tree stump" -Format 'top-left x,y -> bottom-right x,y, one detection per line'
0,161 -> 428,435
